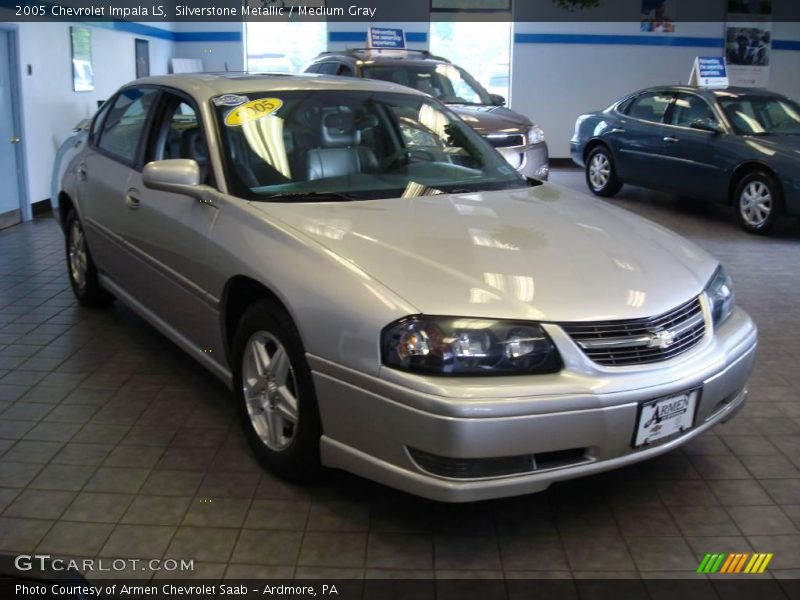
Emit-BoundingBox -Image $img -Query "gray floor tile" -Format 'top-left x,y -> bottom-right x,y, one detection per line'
36,521 -> 113,555
243,498 -> 310,530
0,517 -> 54,552
182,497 -> 250,528
625,536 -> 698,571
28,464 -> 95,491
62,492 -> 134,523
434,535 -> 501,571
230,529 -> 303,566
83,467 -> 150,494
562,536 -> 635,572
2,489 -> 75,519
99,523 -> 176,558
367,532 -> 433,570
140,470 -> 203,497
498,535 -> 569,571
299,531 -> 367,568
165,526 -> 238,563
121,495 -> 191,526
728,505 -> 798,535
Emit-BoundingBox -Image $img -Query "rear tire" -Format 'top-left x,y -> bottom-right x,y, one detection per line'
585,146 -> 622,197
232,299 -> 322,481
734,170 -> 783,235
64,209 -> 113,307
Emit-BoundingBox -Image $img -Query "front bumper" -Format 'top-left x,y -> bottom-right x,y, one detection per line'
497,141 -> 549,180
311,307 -> 757,502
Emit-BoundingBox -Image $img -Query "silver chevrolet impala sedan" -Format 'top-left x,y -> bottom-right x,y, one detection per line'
51,73 -> 757,502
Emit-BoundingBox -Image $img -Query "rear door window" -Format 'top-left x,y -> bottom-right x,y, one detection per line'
626,92 -> 673,124
96,87 -> 158,164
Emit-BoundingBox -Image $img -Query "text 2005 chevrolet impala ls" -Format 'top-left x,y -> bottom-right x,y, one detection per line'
51,73 -> 757,502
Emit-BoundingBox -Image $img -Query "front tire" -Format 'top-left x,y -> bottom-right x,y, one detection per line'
65,209 -> 113,307
232,299 -> 322,481
585,146 -> 622,197
735,171 -> 783,234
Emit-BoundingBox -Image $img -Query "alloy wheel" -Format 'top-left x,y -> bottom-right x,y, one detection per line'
68,220 -> 88,290
739,181 -> 772,228
589,153 -> 611,190
242,331 -> 299,451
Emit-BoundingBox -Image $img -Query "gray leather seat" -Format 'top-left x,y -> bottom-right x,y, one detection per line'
180,127 -> 209,183
307,111 -> 377,181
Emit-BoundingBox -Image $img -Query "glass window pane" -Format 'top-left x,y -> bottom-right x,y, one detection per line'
627,92 -> 673,123
97,88 -> 157,163
246,22 -> 326,74
670,94 -> 716,127
429,22 -> 511,102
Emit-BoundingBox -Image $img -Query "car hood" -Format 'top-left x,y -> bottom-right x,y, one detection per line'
448,105 -> 533,136
252,184 -> 718,322
743,134 -> 800,157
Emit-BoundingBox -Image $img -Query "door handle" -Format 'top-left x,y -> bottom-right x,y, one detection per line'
9,136 -> 20,144
664,136 -> 679,143
77,164 -> 88,181
611,128 -> 626,134
125,190 -> 141,210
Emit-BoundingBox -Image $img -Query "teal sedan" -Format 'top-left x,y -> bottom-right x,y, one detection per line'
571,86 -> 800,234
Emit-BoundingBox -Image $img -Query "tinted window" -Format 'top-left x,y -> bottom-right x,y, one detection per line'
337,64 -> 353,76
626,92 -> 673,123
90,100 -> 112,144
97,88 -> 158,163
719,96 -> 800,135
670,93 -> 716,127
361,64 -> 492,106
316,62 -> 340,75
305,64 -> 320,74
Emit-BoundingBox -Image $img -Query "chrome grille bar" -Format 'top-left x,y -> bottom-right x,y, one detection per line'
560,296 -> 706,366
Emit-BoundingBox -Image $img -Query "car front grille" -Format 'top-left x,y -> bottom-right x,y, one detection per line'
560,296 -> 706,366
485,134 -> 525,148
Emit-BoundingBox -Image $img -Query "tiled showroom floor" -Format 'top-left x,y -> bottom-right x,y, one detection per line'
1,169 -> 799,584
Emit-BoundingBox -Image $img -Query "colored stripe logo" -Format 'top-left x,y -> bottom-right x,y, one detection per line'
697,553 -> 773,574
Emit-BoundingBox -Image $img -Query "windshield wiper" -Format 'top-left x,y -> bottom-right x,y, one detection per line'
260,191 -> 363,202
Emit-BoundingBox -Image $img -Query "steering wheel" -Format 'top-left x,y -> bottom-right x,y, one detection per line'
378,147 -> 436,172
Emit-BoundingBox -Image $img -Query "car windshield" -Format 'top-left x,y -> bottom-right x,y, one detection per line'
360,63 -> 493,106
718,96 -> 800,135
213,90 -> 525,201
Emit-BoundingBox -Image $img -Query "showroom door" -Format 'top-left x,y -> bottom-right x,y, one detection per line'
0,29 -> 23,230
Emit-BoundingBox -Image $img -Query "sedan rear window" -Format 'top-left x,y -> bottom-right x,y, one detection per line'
96,88 -> 158,163
626,92 -> 673,124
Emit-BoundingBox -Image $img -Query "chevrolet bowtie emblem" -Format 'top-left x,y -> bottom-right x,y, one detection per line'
648,328 -> 676,349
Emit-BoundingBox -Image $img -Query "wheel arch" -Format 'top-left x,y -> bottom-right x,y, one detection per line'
57,192 -> 75,233
220,275 -> 296,368
728,161 -> 783,205
583,138 -> 614,163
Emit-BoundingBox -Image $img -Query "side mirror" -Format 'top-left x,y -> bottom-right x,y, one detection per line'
489,93 -> 506,107
690,118 -> 724,134
143,159 -> 202,197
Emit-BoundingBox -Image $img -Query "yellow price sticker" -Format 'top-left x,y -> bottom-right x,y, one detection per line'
224,98 -> 283,127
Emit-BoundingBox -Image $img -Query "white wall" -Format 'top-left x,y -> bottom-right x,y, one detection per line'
16,23 -> 174,204
172,22 -> 244,72
511,19 -> 800,158
510,22 -> 728,158
771,22 -> 800,100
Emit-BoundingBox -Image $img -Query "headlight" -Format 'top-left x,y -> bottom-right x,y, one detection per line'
705,266 -> 735,327
528,125 -> 545,145
381,316 -> 562,376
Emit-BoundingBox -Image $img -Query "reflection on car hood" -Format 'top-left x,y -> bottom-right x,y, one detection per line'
448,105 -> 533,136
252,184 -> 718,322
743,134 -> 800,156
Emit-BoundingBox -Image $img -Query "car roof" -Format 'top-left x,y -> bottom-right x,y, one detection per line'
634,85 -> 787,99
124,72 -> 429,102
312,49 -> 452,68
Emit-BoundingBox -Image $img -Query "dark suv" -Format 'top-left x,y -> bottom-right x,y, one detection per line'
305,49 -> 549,180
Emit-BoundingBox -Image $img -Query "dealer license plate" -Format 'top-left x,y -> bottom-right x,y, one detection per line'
634,390 -> 698,447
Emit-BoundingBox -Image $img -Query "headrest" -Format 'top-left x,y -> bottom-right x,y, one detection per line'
321,111 -> 360,148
